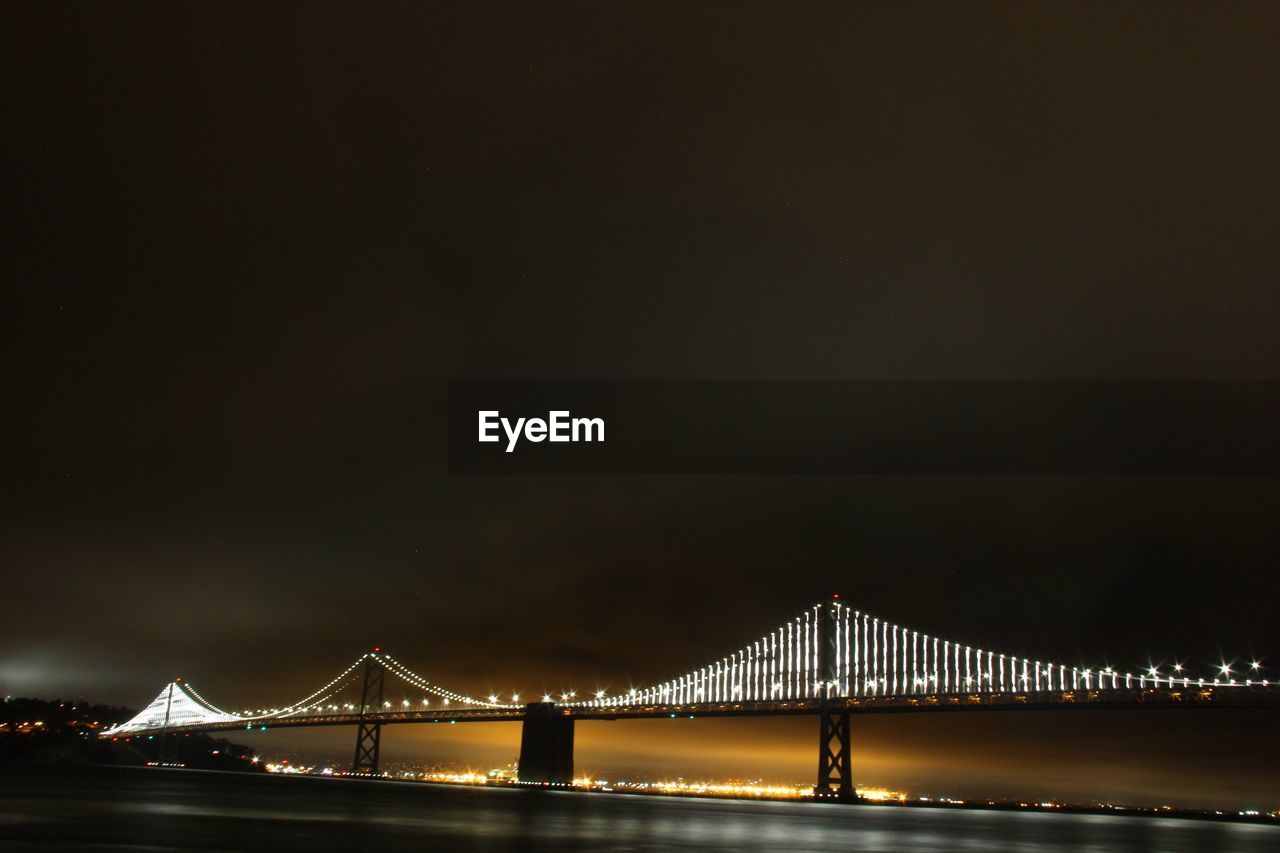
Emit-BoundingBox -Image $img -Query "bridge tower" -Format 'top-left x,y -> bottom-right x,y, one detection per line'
155,680 -> 179,766
352,651 -> 386,775
815,597 -> 854,801
517,702 -> 574,785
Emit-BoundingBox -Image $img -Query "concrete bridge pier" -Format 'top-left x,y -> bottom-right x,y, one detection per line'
517,702 -> 574,785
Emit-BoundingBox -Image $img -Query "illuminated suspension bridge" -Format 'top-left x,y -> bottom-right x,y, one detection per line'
102,597 -> 1279,800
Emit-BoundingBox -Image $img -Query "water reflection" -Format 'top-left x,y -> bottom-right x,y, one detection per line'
0,767 -> 1274,851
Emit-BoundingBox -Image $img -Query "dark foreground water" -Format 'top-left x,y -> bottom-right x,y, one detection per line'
0,766 -> 1276,852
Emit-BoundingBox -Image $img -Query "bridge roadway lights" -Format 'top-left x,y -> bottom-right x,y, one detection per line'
518,703 -> 574,785
352,653 -> 386,775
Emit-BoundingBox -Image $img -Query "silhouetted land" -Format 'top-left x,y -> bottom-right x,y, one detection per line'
1,697 -> 260,772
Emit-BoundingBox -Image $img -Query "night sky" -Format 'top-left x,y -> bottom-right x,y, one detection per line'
8,3 -> 1280,807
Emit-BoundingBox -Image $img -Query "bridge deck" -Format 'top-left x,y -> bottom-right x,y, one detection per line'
103,686 -> 1280,738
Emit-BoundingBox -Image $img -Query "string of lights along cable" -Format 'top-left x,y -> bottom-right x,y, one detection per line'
576,598 -> 1269,708
102,598 -> 1270,737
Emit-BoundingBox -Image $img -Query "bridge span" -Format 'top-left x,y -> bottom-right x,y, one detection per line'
103,598 -> 1280,800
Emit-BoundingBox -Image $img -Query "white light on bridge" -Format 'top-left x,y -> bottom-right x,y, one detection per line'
102,598 -> 1271,739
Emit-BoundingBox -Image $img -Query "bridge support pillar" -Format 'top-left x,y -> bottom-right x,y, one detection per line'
517,703 -> 574,785
156,731 -> 180,766
815,706 -> 854,801
352,653 -> 386,775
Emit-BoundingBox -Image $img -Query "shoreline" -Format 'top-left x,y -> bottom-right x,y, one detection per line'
12,763 -> 1270,828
